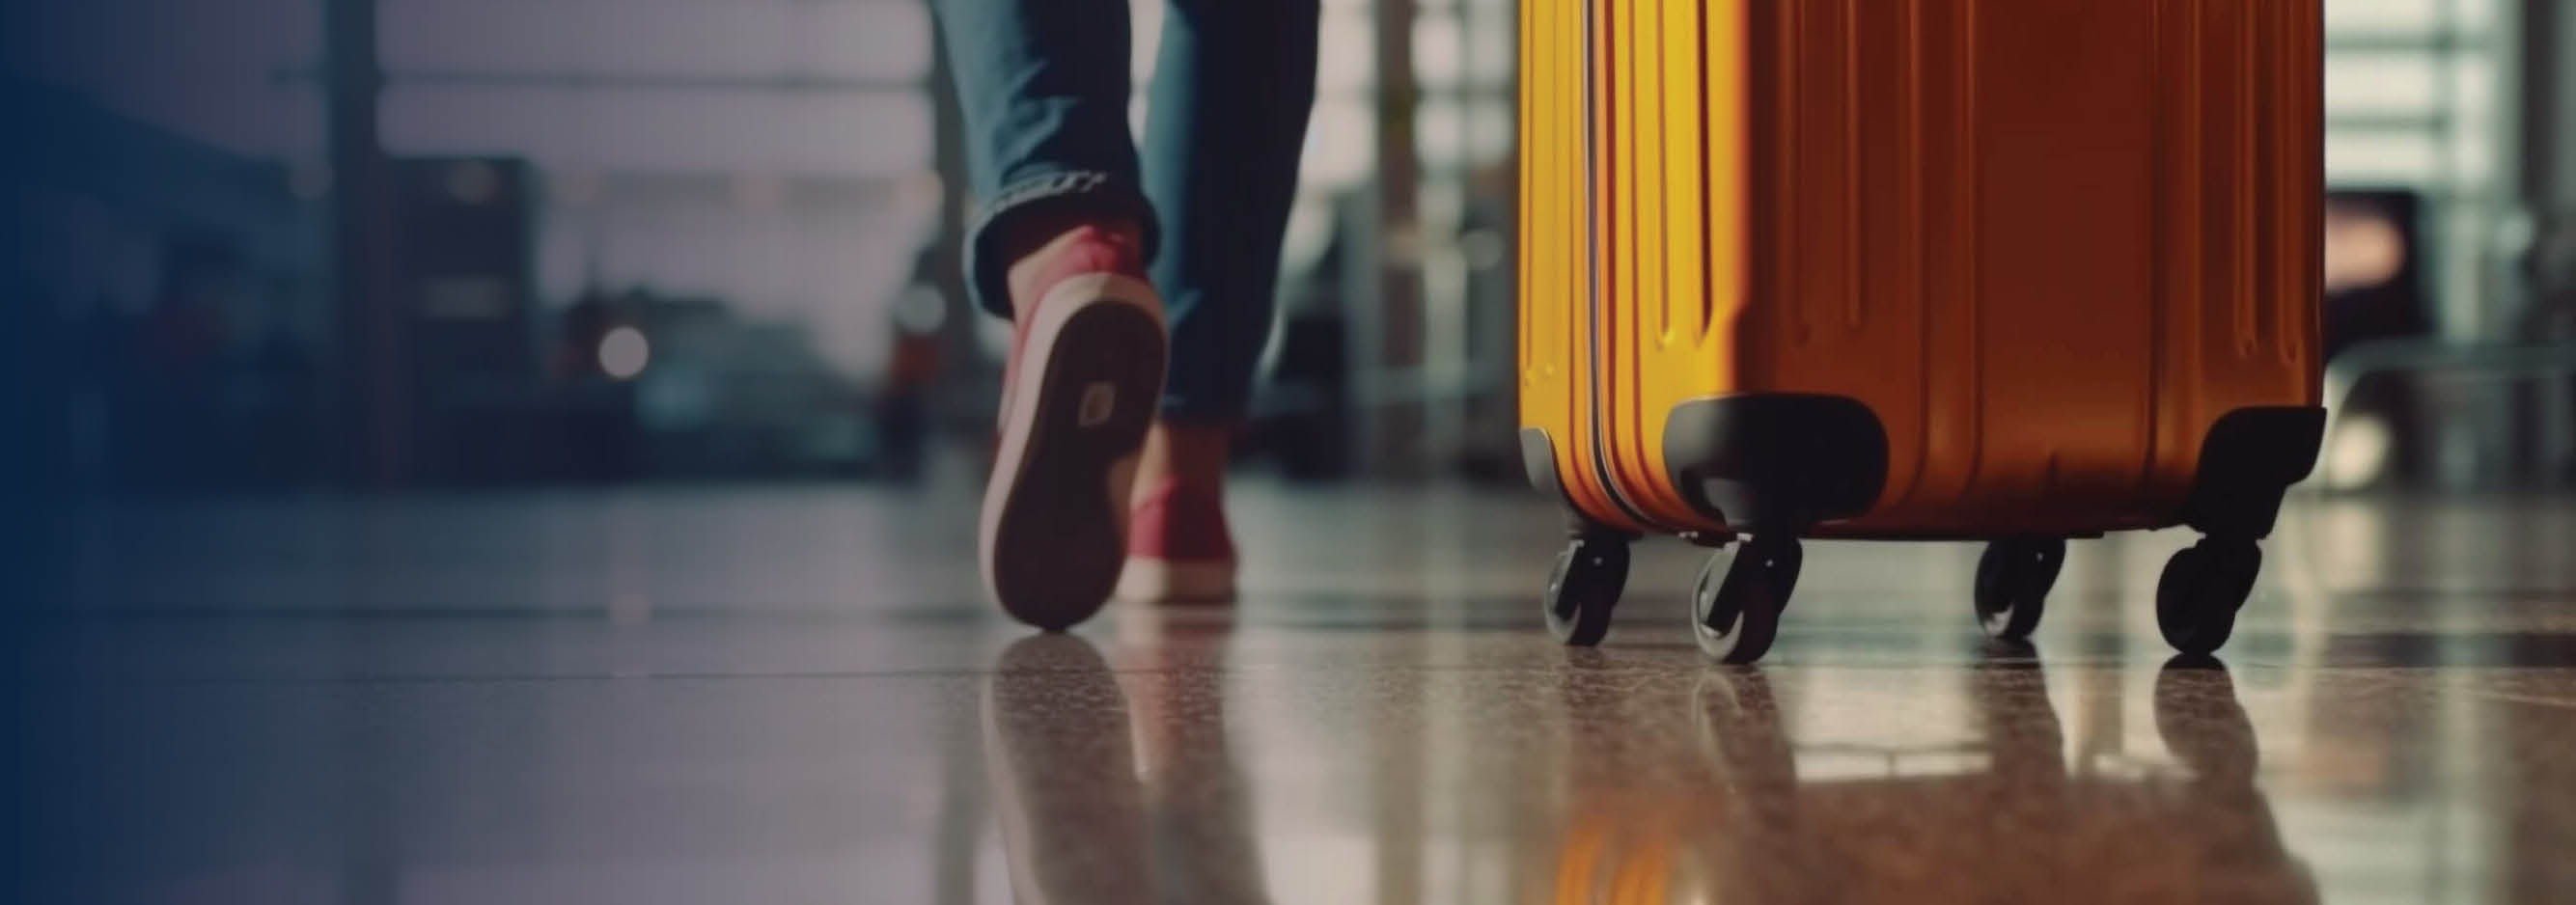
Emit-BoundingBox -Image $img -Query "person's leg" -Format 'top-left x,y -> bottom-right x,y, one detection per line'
1142,0 -> 1320,423
934,0 -> 1153,314
935,0 -> 1169,628
1118,0 -> 1320,603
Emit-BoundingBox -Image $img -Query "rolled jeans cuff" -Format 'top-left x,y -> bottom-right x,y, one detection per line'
964,170 -> 1161,318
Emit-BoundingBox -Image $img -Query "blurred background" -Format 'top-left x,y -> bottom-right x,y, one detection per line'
4,0 -> 2573,503
7,6 -> 2576,903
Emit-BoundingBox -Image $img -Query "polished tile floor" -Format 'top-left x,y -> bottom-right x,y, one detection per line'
14,480 -> 2576,904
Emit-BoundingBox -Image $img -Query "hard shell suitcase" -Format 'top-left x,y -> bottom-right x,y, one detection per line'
1517,0 -> 2327,662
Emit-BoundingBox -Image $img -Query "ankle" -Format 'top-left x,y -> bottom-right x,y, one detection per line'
1123,448 -> 1239,573
1001,216 -> 1145,321
1133,423 -> 1233,501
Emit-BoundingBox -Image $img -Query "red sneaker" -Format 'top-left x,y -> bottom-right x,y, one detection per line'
1114,476 -> 1237,604
981,228 -> 1167,630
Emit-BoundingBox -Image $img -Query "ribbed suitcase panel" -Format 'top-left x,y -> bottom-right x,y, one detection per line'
2145,0 -> 2325,509
1518,0 -> 1634,529
1512,0 -> 1548,485
1744,0 -> 1957,519
1607,0 -> 1746,531
1518,0 -> 2317,536
1738,0 -> 2317,534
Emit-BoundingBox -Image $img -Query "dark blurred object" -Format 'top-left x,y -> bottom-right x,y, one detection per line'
2323,192 -> 2435,361
398,158 -> 536,386
540,293 -> 647,480
394,156 -> 543,482
551,288 -> 870,480
2317,191 -> 2436,490
1252,306 -> 1353,480
1245,196 -> 1357,480
2515,207 -> 2576,486
2317,191 -> 2576,490
5,79 -> 324,495
1453,160 -> 1523,484
874,277 -> 948,482
119,235 -> 248,489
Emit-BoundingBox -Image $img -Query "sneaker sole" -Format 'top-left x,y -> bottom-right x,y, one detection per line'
981,274 -> 1167,630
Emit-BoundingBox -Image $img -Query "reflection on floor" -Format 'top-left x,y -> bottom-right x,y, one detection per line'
14,481 -> 2576,904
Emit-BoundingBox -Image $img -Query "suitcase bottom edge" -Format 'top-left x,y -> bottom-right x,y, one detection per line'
1524,400 -> 2324,544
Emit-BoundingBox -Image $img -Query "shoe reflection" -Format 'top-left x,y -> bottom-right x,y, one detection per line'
1551,654 -> 2317,904
983,624 -> 1270,905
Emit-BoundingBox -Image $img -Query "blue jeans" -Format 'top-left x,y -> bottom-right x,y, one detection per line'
935,0 -> 1319,423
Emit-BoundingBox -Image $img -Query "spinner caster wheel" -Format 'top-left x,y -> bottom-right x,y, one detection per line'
1693,534 -> 1801,664
1974,538 -> 2066,641
2155,539 -> 2261,656
1544,533 -> 1630,645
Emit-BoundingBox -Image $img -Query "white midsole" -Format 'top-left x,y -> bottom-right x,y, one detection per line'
979,273 -> 1165,607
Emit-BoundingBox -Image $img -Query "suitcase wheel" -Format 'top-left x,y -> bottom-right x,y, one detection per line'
1974,538 -> 2067,642
1693,535 -> 1802,664
1543,532 -> 1630,646
2155,539 -> 2263,656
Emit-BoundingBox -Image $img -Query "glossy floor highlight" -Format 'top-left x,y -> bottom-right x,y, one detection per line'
14,482 -> 2576,903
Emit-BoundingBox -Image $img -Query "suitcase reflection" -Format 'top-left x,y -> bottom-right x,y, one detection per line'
1548,658 -> 2315,905
978,637 -> 2311,904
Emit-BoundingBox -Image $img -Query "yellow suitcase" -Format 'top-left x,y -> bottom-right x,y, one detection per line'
1518,0 -> 2326,661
